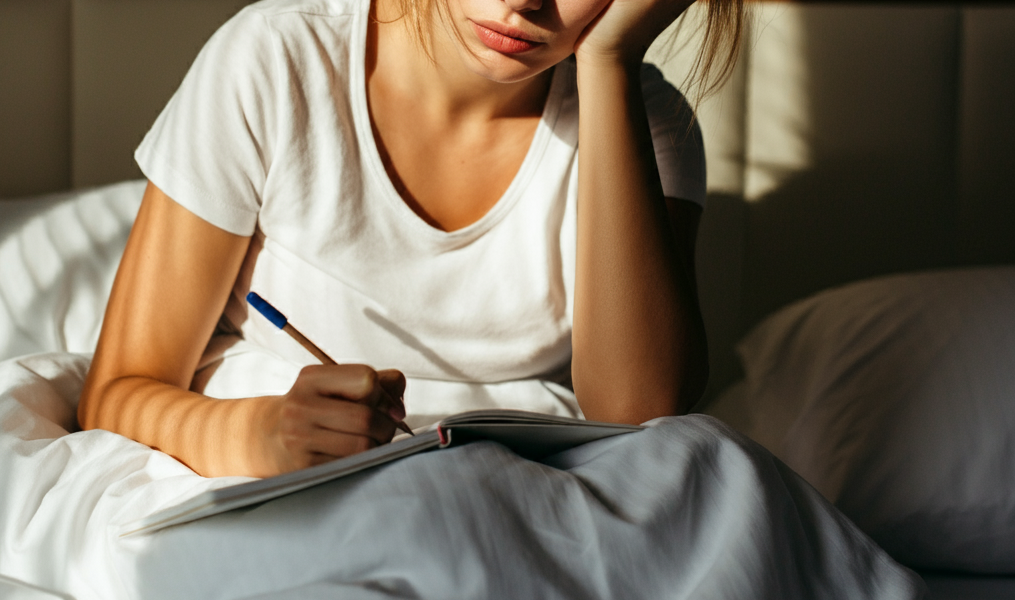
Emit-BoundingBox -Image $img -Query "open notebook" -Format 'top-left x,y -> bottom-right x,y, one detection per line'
121,410 -> 643,536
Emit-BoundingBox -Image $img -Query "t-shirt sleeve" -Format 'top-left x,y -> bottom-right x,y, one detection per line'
641,63 -> 706,206
134,8 -> 279,236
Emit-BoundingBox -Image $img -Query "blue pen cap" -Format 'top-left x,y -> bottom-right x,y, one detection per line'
246,292 -> 288,329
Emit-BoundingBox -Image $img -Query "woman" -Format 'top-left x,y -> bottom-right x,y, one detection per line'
78,0 -> 741,478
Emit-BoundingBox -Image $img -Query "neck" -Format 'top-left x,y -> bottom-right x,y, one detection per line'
368,0 -> 552,122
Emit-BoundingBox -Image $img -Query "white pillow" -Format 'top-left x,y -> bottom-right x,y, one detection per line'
703,267 -> 1015,573
0,181 -> 144,362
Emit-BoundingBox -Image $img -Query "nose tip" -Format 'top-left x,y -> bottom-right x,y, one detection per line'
505,0 -> 542,13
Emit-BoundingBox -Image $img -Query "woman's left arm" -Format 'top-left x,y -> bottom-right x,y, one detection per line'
571,0 -> 707,424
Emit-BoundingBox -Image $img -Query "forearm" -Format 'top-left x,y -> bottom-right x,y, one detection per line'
80,370 -> 280,478
572,56 -> 707,423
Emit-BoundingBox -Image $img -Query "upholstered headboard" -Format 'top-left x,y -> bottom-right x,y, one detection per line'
2,1 -> 1013,399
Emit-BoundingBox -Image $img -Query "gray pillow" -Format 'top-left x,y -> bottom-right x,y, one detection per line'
704,268 -> 1015,573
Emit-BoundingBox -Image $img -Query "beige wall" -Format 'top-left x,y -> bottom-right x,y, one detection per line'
0,0 -> 251,196
0,0 -> 72,196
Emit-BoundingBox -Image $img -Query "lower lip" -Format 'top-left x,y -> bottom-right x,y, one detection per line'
471,22 -> 540,54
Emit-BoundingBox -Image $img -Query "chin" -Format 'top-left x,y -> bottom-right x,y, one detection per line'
463,48 -> 561,84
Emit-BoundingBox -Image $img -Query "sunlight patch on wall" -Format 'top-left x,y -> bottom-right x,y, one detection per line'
649,3 -> 749,197
744,4 -> 813,202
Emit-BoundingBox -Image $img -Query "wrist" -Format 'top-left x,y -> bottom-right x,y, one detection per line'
197,394 -> 283,478
575,49 -> 644,78
239,394 -> 286,477
575,53 -> 643,103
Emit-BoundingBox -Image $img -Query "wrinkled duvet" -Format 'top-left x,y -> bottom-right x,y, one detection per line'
0,352 -> 925,600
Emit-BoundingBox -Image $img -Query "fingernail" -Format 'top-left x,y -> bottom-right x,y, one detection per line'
389,404 -> 406,421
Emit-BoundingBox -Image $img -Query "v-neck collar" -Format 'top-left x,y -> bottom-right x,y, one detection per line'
350,0 -> 567,246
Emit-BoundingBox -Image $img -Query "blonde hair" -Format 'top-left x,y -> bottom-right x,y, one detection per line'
678,0 -> 746,102
394,0 -> 746,103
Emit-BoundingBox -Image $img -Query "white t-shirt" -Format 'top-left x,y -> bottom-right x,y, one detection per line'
135,0 -> 705,427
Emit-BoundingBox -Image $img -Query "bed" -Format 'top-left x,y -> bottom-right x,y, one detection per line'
2,1 -> 1014,598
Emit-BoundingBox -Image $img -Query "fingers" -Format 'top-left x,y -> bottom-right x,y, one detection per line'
271,364 -> 407,471
377,369 -> 406,401
274,396 -> 392,470
294,364 -> 406,419
295,364 -> 382,403
377,369 -> 407,420
292,394 -> 397,444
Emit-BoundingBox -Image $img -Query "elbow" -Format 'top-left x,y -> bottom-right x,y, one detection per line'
576,326 -> 710,424
77,376 -> 100,432
643,338 -> 709,419
77,365 -> 116,432
572,343 -> 709,424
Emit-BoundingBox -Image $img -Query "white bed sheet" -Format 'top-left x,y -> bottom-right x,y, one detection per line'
0,352 -> 927,600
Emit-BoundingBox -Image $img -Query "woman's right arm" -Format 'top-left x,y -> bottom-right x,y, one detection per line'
79,183 -> 405,478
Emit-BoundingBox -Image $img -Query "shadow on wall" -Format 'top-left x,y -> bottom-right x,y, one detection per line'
740,5 -> 1015,329
742,5 -> 960,328
695,5 -> 1015,399
741,156 -> 959,329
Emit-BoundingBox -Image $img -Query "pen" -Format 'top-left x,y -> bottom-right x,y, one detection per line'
246,291 -> 414,437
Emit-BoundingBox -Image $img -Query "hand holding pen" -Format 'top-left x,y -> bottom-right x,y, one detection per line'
247,292 -> 414,442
